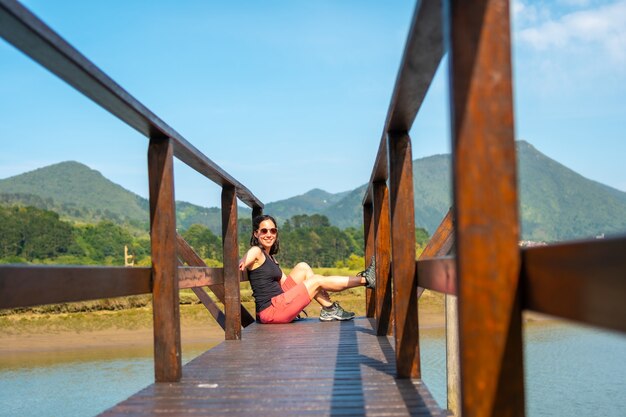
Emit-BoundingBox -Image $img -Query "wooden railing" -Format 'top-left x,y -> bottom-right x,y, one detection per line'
0,0 -> 262,383
362,1 -> 626,417
2,0 -> 625,414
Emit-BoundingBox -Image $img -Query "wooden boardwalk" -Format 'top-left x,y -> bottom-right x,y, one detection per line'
99,317 -> 445,416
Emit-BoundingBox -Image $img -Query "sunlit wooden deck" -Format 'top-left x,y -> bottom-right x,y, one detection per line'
98,317 -> 445,416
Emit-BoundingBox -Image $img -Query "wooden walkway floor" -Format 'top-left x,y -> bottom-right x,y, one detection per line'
99,317 -> 445,416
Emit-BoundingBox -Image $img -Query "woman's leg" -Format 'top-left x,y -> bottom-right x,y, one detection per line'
288,262 -> 334,308
302,274 -> 365,300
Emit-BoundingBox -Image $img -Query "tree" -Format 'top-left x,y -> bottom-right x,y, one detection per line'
0,205 -> 75,261
276,214 -> 360,267
77,221 -> 134,263
181,224 -> 222,262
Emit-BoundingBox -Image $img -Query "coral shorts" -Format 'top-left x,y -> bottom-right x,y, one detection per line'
258,276 -> 311,324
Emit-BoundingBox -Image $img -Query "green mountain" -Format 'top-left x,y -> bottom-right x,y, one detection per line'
0,161 -> 149,228
262,141 -> 626,241
177,203 -> 251,233
2,141 -> 625,242
0,161 -> 228,234
517,141 -> 626,240
264,188 -> 350,225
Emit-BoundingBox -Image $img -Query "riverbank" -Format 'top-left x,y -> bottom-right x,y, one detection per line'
0,288 -> 553,357
0,290 -> 447,355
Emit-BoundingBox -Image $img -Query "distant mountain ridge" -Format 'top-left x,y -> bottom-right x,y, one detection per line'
2,141 -> 626,241
0,161 -> 227,233
276,141 -> 626,241
0,161 -> 149,228
264,188 -> 351,225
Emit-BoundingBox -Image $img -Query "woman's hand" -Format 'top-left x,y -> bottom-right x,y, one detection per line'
238,258 -> 246,271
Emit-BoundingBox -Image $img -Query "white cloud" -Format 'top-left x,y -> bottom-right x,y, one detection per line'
517,0 -> 626,63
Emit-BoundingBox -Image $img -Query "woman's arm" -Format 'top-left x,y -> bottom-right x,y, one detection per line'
239,246 -> 263,271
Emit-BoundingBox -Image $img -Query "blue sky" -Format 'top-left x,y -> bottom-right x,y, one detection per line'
1,0 -> 625,208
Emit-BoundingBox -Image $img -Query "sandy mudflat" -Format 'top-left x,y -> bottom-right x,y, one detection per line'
0,313 -> 446,356
0,311 -> 555,359
0,324 -> 225,355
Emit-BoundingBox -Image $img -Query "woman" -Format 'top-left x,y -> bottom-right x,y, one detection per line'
239,214 -> 376,324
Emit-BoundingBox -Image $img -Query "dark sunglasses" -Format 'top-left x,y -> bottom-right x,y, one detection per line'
258,228 -> 278,235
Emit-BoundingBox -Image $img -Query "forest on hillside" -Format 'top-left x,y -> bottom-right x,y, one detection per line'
0,206 -> 430,268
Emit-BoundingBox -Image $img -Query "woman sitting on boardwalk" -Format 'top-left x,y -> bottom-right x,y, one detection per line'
239,214 -> 376,324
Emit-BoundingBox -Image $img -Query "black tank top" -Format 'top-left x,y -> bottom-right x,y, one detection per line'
247,252 -> 283,313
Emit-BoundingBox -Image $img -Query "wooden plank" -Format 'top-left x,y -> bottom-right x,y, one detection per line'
176,259 -> 226,330
148,137 -> 182,383
522,236 -> 626,333
388,131 -> 420,378
0,0 -> 262,209
363,0 -> 444,205
177,266 -> 224,288
98,318 -> 445,417
445,0 -> 524,415
364,139 -> 389,206
191,287 -> 226,330
419,208 -> 454,259
416,257 -> 456,295
386,0 -> 444,133
176,233 -> 255,327
373,181 -> 392,336
0,266 -> 151,309
252,205 -> 263,219
222,185 -> 241,340
446,294 -> 461,417
363,202 -> 376,318
416,208 -> 455,298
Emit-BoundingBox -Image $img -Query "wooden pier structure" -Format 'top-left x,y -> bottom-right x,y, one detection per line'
99,318 -> 445,417
1,0 -> 625,416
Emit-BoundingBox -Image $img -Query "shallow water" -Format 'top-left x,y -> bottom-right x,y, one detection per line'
419,320 -> 626,417
1,322 -> 625,417
0,343 -> 212,417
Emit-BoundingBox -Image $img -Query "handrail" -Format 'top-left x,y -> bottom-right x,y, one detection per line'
362,0 -> 625,416
363,0 -> 444,205
414,236 -> 626,334
0,263 -> 245,309
1,0 -> 262,383
0,265 -> 152,309
0,0 -> 262,209
521,235 -> 626,333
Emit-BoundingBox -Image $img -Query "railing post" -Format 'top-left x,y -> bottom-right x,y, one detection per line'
147,136 -> 182,382
373,181 -> 392,336
445,0 -> 524,415
363,202 -> 375,317
387,131 -> 419,378
446,294 -> 461,416
222,185 -> 241,340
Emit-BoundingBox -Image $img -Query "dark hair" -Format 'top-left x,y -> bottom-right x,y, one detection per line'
250,214 -> 280,255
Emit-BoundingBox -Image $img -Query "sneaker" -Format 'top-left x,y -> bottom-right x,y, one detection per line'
319,302 -> 355,322
358,256 -> 376,289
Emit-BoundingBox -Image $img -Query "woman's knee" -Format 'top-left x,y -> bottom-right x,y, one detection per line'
294,262 -> 311,271
294,262 -> 314,277
303,277 -> 323,298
